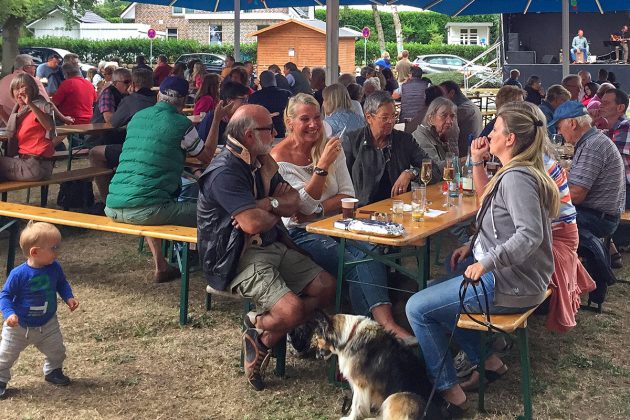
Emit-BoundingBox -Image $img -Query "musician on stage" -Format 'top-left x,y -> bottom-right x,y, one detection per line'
571,29 -> 589,63
613,25 -> 629,64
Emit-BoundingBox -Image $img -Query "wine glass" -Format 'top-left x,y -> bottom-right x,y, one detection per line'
443,154 -> 455,208
420,159 -> 433,205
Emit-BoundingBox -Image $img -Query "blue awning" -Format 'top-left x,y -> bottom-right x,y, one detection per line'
415,0 -> 630,16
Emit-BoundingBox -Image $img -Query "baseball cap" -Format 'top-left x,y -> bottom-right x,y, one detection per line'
547,101 -> 588,127
160,76 -> 189,97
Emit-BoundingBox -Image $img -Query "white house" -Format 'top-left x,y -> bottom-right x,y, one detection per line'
445,22 -> 493,46
26,7 -> 166,40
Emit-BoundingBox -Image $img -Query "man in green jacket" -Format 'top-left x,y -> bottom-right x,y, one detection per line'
105,76 -> 215,283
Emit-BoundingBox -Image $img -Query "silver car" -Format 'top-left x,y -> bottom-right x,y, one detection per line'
412,54 -> 492,75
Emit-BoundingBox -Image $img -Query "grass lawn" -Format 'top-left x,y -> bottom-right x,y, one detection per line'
0,176 -> 628,419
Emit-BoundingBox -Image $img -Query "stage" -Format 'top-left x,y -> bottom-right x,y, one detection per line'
502,63 -> 630,90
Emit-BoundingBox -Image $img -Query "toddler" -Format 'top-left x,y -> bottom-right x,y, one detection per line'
0,221 -> 79,397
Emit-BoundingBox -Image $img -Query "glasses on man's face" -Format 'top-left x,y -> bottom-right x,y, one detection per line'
253,124 -> 275,133
372,113 -> 399,123
116,80 -> 132,85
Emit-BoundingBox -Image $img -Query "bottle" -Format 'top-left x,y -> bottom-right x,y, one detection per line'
449,154 -> 460,198
461,146 -> 475,196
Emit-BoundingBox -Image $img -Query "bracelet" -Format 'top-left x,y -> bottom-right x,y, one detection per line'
314,167 -> 328,176
471,160 -> 485,167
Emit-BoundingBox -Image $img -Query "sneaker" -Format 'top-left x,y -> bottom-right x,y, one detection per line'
0,381 -> 6,398
242,328 -> 271,391
611,252 -> 623,269
44,368 -> 70,386
454,351 -> 477,378
287,322 -> 314,358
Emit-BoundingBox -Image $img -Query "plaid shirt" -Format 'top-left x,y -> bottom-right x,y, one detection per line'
608,116 -> 630,185
98,86 -> 117,114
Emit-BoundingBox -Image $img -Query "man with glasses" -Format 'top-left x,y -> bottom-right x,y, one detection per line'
196,81 -> 251,147
86,68 -> 132,147
0,54 -> 49,125
51,63 -> 97,124
344,90 -> 441,206
105,76 -> 215,283
197,104 -> 335,391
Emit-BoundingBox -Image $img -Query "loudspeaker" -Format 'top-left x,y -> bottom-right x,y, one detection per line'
541,55 -> 558,64
506,51 -> 536,64
508,33 -> 519,51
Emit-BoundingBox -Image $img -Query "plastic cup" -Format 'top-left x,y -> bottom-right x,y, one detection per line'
341,198 -> 359,219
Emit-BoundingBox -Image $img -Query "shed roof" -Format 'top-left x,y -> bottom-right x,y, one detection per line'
248,19 -> 360,38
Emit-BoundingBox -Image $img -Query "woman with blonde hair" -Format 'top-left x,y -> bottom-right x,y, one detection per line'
406,101 -> 559,416
0,74 -> 55,181
190,62 -> 207,91
322,83 -> 365,135
271,93 -> 415,342
193,73 -> 220,115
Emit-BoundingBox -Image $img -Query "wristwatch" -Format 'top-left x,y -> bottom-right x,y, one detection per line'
314,167 -> 329,176
269,197 -> 279,209
314,203 -> 325,218
405,168 -> 420,178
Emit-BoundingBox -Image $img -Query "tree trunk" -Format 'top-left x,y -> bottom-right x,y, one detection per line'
371,5 -> 386,54
391,6 -> 404,56
1,16 -> 23,78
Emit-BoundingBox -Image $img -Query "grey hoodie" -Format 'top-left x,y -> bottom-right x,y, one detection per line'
475,167 -> 554,308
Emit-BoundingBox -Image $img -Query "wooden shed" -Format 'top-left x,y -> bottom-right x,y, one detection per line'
248,19 -> 359,74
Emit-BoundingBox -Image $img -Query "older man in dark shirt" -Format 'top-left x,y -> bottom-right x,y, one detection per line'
248,71 -> 291,138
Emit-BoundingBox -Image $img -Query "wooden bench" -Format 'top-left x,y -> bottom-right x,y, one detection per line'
0,167 -> 113,207
457,288 -> 552,420
0,201 -> 196,325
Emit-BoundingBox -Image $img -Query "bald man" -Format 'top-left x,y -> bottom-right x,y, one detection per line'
197,105 -> 335,391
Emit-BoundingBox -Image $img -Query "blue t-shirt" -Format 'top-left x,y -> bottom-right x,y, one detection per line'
0,261 -> 73,328
36,63 -> 62,95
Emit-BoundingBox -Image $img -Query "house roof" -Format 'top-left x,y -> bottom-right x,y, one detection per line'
445,22 -> 493,28
26,7 -> 109,28
120,2 -> 137,20
247,19 -> 360,38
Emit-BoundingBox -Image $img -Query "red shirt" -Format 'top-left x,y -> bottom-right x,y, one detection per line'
153,63 -> 173,87
52,76 -> 97,124
17,110 -> 54,158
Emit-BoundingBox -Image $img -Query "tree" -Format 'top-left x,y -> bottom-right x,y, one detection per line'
390,6 -> 403,56
0,1 -> 94,76
371,5 -> 386,56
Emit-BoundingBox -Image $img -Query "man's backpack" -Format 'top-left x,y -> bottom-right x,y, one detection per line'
57,180 -> 95,210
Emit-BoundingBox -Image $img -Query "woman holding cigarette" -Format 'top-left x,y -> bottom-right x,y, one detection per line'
271,93 -> 414,342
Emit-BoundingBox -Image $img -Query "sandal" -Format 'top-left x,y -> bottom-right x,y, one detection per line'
460,363 -> 508,392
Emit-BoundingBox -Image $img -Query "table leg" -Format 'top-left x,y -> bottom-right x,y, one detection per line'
415,238 -> 430,290
2,219 -> 18,276
328,237 -> 347,384
179,243 -> 190,325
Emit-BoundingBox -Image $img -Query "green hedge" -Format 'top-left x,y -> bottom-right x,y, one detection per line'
5,36 -> 490,68
4,37 -> 258,65
316,9 -> 499,44
358,41 -> 489,65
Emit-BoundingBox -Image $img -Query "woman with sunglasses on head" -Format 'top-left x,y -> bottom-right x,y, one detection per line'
405,101 -> 559,416
343,90 -> 441,206
271,93 -> 415,342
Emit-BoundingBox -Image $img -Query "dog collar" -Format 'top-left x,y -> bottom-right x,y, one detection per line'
339,321 -> 361,350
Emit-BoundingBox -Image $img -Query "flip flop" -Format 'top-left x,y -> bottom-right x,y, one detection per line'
460,363 -> 508,392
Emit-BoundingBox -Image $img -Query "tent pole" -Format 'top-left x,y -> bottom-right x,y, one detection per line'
326,0 -> 340,85
234,0 -> 240,62
562,0 -> 569,77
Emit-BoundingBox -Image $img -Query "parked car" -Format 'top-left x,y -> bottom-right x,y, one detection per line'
175,53 -> 226,74
19,47 -> 95,74
412,54 -> 492,75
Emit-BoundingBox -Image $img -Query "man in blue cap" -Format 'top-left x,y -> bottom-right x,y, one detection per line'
104,76 -> 216,283
549,101 -> 625,246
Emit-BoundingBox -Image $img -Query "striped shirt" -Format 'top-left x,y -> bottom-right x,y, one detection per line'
545,155 -> 576,227
608,116 -> 630,185
568,127 -> 625,215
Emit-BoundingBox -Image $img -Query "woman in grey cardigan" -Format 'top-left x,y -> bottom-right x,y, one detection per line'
412,97 -> 458,172
405,101 -> 560,416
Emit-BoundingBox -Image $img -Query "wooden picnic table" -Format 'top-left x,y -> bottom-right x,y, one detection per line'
56,122 -> 114,136
306,183 -> 478,383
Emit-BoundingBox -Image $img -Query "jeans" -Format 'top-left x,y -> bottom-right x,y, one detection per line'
575,207 -> 619,239
289,228 -> 390,316
406,272 -> 531,391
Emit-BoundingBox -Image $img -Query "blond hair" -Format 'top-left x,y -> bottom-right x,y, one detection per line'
322,83 -> 353,115
284,93 -> 333,178
482,102 -> 560,218
19,221 -> 61,257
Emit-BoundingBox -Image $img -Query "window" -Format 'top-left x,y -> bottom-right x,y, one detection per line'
167,28 -> 178,40
460,28 -> 479,45
172,7 -> 186,15
209,25 -> 222,45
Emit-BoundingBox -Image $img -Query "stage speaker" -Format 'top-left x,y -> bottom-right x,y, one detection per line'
508,33 -> 519,51
506,51 -> 536,64
541,55 -> 558,64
